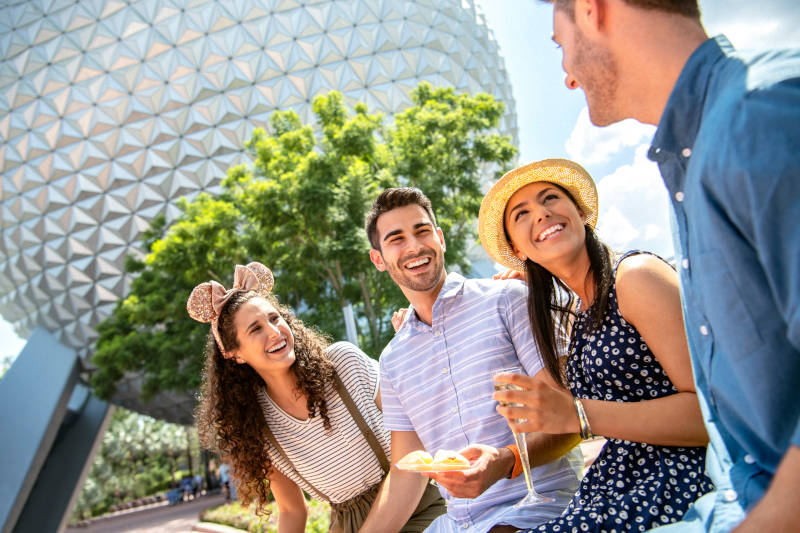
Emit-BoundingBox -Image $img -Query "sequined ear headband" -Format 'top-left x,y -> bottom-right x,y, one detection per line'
186,262 -> 275,358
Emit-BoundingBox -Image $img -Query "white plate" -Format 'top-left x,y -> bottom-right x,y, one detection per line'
395,462 -> 471,473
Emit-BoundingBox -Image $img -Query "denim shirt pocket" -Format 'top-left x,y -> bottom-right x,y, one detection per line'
693,249 -> 764,361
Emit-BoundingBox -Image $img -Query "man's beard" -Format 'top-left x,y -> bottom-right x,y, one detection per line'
574,27 -> 621,127
385,251 -> 445,292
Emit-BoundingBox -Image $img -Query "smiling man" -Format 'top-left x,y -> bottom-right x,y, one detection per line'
357,187 -> 582,533
540,1 -> 800,532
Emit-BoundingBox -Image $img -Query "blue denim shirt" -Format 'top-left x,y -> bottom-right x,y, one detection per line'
647,36 -> 800,532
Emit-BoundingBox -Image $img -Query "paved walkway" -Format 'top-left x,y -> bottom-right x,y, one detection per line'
66,493 -> 229,533
65,440 -> 606,533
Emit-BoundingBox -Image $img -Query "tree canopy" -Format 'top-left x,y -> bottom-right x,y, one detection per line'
91,83 -> 516,402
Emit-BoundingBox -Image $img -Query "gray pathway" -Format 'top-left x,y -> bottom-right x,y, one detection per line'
66,493 -> 227,533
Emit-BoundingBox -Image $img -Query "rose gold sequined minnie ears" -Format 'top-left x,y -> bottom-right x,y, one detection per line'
186,262 -> 275,358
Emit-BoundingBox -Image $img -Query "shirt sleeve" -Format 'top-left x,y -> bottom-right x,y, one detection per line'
722,79 -> 800,446
378,351 -> 415,431
501,280 -> 545,377
327,341 -> 380,401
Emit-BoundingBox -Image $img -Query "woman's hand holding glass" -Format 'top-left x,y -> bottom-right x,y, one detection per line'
492,367 -> 555,506
493,372 -> 579,436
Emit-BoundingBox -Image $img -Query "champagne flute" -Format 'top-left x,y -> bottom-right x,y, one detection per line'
492,366 -> 555,506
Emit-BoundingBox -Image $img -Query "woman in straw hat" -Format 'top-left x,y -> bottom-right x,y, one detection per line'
478,159 -> 712,532
188,262 -> 444,533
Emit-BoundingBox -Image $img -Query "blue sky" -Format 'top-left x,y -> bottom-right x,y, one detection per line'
473,0 -> 800,264
2,0 -> 799,362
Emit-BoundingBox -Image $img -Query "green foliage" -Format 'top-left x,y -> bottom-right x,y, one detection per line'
90,83 -> 516,401
200,499 -> 330,533
70,407 -> 203,521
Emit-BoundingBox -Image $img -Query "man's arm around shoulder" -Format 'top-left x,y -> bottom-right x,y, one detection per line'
358,430 -> 429,533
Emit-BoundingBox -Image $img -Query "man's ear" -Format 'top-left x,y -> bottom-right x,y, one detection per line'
369,248 -> 387,271
575,0 -> 606,35
436,227 -> 446,252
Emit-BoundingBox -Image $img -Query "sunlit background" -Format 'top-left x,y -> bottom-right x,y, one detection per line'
2,0 -> 799,365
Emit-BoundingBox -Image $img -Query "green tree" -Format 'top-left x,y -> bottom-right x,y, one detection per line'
91,83 -> 515,402
71,407 -> 202,520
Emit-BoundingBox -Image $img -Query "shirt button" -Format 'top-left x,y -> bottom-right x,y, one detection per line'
744,454 -> 756,464
699,325 -> 709,336
451,407 -> 457,413
682,258 -> 689,270
434,330 -> 442,336
462,523 -> 470,529
675,191 -> 685,202
681,147 -> 692,158
723,489 -> 738,502
442,367 -> 449,374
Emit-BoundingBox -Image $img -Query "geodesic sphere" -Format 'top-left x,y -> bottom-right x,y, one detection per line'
0,0 -> 516,421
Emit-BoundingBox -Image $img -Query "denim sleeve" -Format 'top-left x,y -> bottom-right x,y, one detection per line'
723,79 -> 800,446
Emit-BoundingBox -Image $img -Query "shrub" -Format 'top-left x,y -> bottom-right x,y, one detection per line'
200,499 -> 330,532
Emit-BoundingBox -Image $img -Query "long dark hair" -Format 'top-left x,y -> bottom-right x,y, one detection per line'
514,200 -> 614,387
194,290 -> 335,514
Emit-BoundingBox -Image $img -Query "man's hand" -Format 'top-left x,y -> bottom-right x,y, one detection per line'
424,444 -> 514,499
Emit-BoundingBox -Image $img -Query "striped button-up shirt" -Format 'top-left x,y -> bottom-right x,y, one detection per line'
380,273 -> 581,531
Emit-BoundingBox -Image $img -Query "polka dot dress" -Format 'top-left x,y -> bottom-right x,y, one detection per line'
526,252 -> 713,533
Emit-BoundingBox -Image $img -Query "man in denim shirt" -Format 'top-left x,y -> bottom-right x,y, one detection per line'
540,1 -> 800,532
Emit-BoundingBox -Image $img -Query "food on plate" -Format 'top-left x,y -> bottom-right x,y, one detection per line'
396,449 -> 471,471
432,449 -> 470,468
397,450 -> 434,467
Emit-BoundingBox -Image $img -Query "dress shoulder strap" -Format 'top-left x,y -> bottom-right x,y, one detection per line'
613,250 -> 674,277
331,371 -> 391,473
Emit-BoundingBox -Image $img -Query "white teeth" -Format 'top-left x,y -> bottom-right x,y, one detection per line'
268,340 -> 287,353
406,257 -> 430,269
537,224 -> 564,242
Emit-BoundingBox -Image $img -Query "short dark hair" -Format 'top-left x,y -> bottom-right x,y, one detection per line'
543,0 -> 699,19
365,187 -> 437,250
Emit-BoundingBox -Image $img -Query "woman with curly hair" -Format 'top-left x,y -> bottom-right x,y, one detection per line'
188,262 -> 444,533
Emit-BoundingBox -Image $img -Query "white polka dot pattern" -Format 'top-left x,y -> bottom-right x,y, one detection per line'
526,251 -> 713,533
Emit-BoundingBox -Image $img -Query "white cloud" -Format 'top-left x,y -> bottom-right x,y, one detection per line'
702,0 -> 800,49
565,107 -> 655,165
594,145 -> 675,261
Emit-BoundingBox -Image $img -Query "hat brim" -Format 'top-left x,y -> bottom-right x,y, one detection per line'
478,159 -> 598,272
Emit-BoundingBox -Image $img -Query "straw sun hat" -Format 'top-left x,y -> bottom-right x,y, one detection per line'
478,158 -> 598,272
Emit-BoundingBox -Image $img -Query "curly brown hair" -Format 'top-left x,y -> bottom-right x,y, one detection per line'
194,290 -> 335,514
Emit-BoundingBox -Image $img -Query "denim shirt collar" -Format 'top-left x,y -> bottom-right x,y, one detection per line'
403,272 -> 465,331
649,35 -> 734,165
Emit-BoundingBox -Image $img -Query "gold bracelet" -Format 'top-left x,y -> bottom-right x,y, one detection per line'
573,397 -> 593,440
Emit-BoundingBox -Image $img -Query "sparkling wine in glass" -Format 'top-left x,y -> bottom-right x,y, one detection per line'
493,367 -> 555,506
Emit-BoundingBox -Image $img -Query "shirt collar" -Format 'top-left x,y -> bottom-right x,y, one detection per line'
403,272 -> 466,330
649,35 -> 734,163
